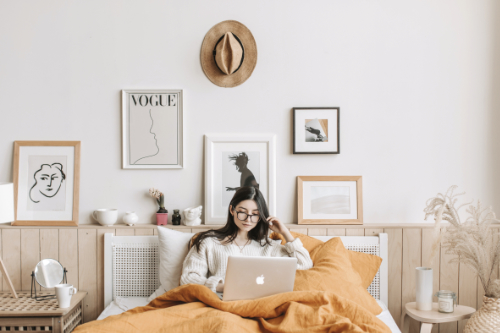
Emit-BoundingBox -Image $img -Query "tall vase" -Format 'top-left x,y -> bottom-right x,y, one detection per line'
464,296 -> 500,332
416,267 -> 433,311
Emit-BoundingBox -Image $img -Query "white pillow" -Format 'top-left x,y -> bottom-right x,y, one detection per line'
148,227 -> 195,301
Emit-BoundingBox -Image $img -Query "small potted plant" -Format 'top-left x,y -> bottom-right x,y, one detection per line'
149,188 -> 168,225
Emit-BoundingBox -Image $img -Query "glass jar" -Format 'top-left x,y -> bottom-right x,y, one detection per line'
434,290 -> 457,313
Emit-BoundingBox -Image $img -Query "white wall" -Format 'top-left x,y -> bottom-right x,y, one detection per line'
1,0 -> 499,225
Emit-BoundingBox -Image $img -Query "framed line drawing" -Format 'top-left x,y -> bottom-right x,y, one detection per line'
12,141 -> 81,226
122,90 -> 183,169
293,107 -> 340,154
204,133 -> 276,224
297,176 -> 362,225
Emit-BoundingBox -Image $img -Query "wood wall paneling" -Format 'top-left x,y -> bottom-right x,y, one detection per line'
40,229 -> 58,291
3,223 -> 496,329
2,229 -> 20,291
365,228 -> 384,236
97,228 -> 113,315
59,229 -> 78,288
78,229 -> 97,323
346,229 -> 365,236
115,228 -> 135,236
135,229 -> 154,236
402,229 -> 422,333
327,228 -> 346,236
421,229 -> 440,333
385,228 -> 402,329
439,227 -> 459,333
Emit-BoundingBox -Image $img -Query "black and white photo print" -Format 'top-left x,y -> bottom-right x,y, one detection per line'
221,151 -> 260,207
293,107 -> 339,154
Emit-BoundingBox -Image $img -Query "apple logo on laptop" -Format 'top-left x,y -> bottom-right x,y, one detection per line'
256,275 -> 265,285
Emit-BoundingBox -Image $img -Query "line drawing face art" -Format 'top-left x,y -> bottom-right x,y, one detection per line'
128,93 -> 179,166
132,109 -> 160,164
29,163 -> 66,203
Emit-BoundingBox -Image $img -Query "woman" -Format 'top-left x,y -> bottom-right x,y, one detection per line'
180,186 -> 313,293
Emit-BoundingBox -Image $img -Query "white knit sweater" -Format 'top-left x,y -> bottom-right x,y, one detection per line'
180,237 -> 313,292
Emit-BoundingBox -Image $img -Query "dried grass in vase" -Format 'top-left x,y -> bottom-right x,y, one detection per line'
424,186 -> 500,298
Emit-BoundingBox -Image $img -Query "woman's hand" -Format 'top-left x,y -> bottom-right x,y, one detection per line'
216,281 -> 224,293
267,216 -> 294,242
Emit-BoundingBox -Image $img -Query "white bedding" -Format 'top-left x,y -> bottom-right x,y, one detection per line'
97,297 -> 401,333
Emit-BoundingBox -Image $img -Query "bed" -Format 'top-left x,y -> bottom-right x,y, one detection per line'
98,233 -> 401,333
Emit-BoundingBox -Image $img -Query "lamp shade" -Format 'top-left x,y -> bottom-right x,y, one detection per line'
0,183 -> 15,223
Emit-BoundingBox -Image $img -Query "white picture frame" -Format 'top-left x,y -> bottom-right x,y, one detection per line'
122,90 -> 183,169
204,134 -> 276,224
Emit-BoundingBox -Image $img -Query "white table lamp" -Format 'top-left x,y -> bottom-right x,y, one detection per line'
0,183 -> 18,298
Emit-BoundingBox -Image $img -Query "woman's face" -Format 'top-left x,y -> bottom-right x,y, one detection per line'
230,199 -> 260,233
35,165 -> 63,197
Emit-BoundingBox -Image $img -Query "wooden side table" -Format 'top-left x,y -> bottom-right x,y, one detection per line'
401,302 -> 475,333
0,291 -> 87,333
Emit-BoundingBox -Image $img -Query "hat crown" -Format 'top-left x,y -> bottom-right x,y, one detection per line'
215,32 -> 243,75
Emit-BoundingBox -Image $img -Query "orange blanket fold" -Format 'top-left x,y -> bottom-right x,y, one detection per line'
74,284 -> 391,333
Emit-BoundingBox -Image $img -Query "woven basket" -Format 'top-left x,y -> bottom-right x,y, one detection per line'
464,296 -> 500,333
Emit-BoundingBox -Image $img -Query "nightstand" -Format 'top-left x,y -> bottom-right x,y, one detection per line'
0,291 -> 87,333
401,302 -> 475,333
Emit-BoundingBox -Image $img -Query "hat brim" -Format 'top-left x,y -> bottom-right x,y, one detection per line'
201,20 -> 257,88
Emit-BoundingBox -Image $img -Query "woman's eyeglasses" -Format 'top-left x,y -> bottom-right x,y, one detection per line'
236,211 -> 260,223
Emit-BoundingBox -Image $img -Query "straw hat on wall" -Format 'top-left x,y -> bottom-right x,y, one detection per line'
200,20 -> 257,88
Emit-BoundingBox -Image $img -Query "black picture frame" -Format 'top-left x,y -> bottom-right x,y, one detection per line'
293,107 -> 340,154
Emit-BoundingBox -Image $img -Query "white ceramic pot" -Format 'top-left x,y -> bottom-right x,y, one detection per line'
416,267 -> 433,311
123,211 -> 139,226
93,209 -> 118,226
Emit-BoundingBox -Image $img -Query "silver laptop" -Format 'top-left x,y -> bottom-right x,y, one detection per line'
219,256 -> 297,301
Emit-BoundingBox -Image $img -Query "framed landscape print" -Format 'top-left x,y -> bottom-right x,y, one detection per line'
122,90 -> 183,169
204,134 -> 276,224
293,107 -> 339,154
297,176 -> 362,225
12,141 -> 81,226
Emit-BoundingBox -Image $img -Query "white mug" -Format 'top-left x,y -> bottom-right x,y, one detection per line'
55,284 -> 77,308
93,209 -> 118,226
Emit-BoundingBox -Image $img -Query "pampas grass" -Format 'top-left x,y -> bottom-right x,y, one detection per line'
424,186 -> 500,298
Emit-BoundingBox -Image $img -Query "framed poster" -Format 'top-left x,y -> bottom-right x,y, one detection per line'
293,107 -> 340,154
297,176 -> 362,225
122,90 -> 183,169
12,141 -> 81,226
204,134 -> 276,224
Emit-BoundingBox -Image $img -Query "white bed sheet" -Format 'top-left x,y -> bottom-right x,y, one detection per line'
98,297 -> 401,333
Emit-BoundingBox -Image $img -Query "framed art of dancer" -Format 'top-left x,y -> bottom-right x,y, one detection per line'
204,134 -> 276,224
122,90 -> 183,169
12,141 -> 81,226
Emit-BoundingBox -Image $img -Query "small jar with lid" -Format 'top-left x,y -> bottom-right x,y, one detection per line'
434,290 -> 457,313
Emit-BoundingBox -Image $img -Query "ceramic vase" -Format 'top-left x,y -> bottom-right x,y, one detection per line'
171,210 -> 181,225
156,213 -> 168,225
123,211 -> 138,226
464,296 -> 500,332
416,267 -> 433,311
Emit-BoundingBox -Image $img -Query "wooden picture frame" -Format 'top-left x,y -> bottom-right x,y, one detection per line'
12,141 -> 81,226
297,176 -> 362,225
293,107 -> 340,154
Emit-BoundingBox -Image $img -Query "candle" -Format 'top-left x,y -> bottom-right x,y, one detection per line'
435,290 -> 456,313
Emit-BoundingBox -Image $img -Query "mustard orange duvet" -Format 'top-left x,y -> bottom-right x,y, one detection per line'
74,284 -> 390,333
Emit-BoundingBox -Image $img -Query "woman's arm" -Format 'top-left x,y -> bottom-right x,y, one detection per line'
179,240 -> 224,292
267,217 -> 313,270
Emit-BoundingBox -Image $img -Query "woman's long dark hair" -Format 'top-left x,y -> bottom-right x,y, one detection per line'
190,186 -> 272,252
